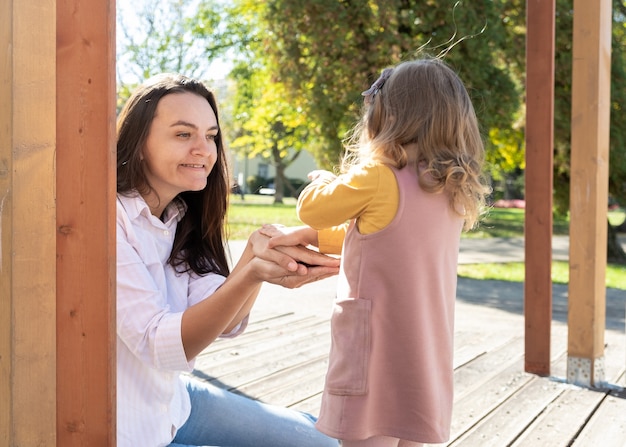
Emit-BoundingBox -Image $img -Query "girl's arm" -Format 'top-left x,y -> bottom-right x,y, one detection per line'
297,165 -> 382,229
261,224 -> 347,257
299,164 -> 398,236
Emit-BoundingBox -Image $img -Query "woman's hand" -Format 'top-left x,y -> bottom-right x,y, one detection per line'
248,256 -> 339,289
247,225 -> 340,284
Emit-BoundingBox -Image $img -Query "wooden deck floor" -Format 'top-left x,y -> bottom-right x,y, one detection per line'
190,276 -> 626,447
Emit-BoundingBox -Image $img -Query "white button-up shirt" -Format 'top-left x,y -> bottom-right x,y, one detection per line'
116,193 -> 242,447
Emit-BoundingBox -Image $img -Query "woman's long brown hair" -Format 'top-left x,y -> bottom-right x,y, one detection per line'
117,73 -> 230,276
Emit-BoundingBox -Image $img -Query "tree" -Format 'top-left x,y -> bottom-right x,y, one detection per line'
229,63 -> 313,203
120,0 -> 626,263
185,0 -> 321,203
550,0 -> 626,262
608,1 -> 626,208
194,0 -> 525,186
116,0 -> 226,103
247,0 -> 626,261
491,0 -> 626,262
260,0 -> 522,172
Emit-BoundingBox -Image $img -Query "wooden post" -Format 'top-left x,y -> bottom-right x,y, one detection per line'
524,0 -> 555,376
567,0 -> 612,388
56,0 -> 117,444
0,4 -> 10,444
1,1 -> 58,445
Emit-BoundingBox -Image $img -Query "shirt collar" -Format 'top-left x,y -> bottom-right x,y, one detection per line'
117,191 -> 187,225
162,197 -> 187,224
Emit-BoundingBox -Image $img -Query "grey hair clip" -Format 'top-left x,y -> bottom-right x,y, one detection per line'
361,68 -> 394,104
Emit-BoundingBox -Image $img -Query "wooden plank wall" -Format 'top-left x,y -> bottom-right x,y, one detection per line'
56,0 -> 117,444
1,0 -> 58,445
1,0 -> 116,445
567,0 -> 612,386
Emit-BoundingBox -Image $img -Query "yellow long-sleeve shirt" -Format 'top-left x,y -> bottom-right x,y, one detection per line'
297,163 -> 399,255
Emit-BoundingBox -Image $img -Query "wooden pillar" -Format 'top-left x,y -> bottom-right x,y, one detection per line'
1,1 -> 58,445
524,0 -> 555,376
0,4 -> 10,444
567,0 -> 612,388
2,1 -> 116,444
56,0 -> 117,444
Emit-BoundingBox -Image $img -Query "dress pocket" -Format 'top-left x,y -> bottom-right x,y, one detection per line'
325,297 -> 371,395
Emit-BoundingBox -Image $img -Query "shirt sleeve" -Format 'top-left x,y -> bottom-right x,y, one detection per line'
297,163 -> 398,234
317,225 -> 348,255
117,218 -> 192,372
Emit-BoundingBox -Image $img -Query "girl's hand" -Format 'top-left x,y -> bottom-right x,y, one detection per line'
259,224 -> 318,248
257,224 -> 340,269
248,226 -> 340,272
307,169 -> 336,182
259,224 -> 339,267
247,229 -> 301,273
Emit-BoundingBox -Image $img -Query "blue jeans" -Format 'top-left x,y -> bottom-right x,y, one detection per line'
169,376 -> 339,447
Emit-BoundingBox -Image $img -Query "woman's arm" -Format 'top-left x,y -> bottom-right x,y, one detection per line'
180,253 -> 262,360
181,229 -> 340,360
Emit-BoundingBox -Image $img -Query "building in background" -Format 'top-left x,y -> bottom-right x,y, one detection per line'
229,149 -> 318,196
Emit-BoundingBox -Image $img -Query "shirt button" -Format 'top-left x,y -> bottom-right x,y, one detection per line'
164,230 -> 169,236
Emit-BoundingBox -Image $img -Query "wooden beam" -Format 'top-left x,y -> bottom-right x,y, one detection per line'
56,0 -> 117,444
1,1 -> 58,445
567,0 -> 612,388
524,0 -> 555,376
0,2 -> 11,444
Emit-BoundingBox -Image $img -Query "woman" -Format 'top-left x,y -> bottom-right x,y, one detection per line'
116,73 -> 340,447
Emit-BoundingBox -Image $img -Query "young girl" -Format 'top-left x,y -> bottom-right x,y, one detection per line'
116,73 -> 340,447
264,57 -> 490,447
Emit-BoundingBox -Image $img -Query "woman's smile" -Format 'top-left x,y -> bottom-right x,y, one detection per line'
180,162 -> 209,173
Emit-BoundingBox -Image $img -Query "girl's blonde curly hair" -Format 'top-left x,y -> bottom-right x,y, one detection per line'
342,57 -> 491,231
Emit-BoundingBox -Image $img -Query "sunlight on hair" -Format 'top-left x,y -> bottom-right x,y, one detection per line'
411,1 -> 488,60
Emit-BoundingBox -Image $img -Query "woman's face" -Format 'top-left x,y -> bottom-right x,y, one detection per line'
142,91 -> 219,206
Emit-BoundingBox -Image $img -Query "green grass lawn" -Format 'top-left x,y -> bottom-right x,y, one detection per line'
228,197 -> 581,240
465,207 -> 570,238
457,261 -> 626,290
228,194 -> 626,290
227,195 -> 301,240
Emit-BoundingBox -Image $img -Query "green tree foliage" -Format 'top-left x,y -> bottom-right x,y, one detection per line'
120,0 -> 626,219
229,63 -> 313,203
611,1 -> 626,206
259,0 -> 522,169
196,1 -> 318,203
116,0 -> 225,104
540,0 -> 626,214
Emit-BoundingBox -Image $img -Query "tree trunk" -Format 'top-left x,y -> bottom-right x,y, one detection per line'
273,164 -> 285,204
607,220 -> 626,264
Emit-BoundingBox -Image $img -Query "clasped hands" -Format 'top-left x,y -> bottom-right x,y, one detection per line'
248,224 -> 340,289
